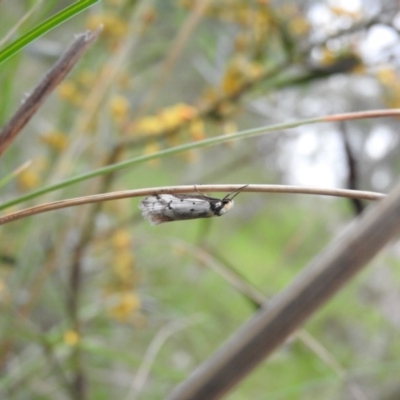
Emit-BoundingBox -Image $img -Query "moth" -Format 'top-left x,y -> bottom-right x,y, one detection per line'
139,186 -> 247,225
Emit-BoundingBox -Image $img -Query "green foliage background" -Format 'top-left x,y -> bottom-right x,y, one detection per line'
1,1 -> 400,399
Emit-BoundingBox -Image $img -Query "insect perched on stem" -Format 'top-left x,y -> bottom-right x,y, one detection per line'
139,185 -> 248,225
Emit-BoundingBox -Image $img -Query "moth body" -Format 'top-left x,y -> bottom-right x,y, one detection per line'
139,193 -> 236,225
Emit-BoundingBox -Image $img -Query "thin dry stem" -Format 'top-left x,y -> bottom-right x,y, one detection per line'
124,317 -> 202,400
0,0 -> 43,48
0,184 -> 385,225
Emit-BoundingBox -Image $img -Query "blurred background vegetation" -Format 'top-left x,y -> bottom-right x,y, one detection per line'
1,0 -> 400,399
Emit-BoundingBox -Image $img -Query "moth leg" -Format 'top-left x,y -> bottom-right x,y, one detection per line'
194,184 -> 207,196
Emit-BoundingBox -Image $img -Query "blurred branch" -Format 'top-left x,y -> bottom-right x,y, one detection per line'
120,58 -> 291,148
124,317 -> 203,400
196,243 -> 369,400
120,12 -> 386,149
339,122 -> 366,215
272,55 -> 361,89
0,160 -> 32,188
0,0 -> 43,48
0,184 -> 385,225
60,5 -> 155,400
47,1 -> 153,185
134,0 -> 212,118
0,27 -> 102,158
166,171 -> 400,400
0,29 -> 102,386
298,331 -> 369,400
191,244 -> 267,308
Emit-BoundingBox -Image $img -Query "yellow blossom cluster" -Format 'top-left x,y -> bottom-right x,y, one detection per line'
131,103 -> 197,136
17,158 -> 47,190
377,68 -> 400,109
103,229 -> 141,323
57,70 -> 96,107
63,329 -> 80,346
222,57 -> 264,95
40,131 -> 69,152
86,13 -> 128,43
109,95 -> 130,123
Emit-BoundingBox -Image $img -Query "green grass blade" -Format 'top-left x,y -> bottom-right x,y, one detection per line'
0,117 -> 319,211
0,0 -> 100,65
1,109 -> 397,211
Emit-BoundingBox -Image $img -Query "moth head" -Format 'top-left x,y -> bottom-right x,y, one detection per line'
216,185 -> 248,216
217,198 -> 234,215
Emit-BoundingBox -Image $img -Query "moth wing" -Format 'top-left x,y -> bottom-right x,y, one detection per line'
165,196 -> 213,216
141,212 -> 172,225
139,195 -> 173,225
139,195 -> 214,225
139,195 -> 170,211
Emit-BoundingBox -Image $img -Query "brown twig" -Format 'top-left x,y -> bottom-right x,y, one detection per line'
0,184 -> 385,225
0,27 -> 102,158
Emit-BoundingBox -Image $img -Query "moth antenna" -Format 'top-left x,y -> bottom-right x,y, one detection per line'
223,184 -> 249,200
